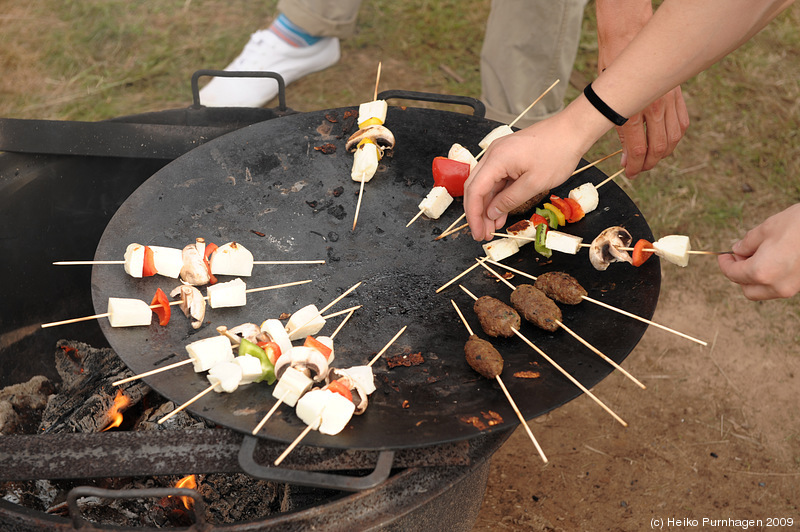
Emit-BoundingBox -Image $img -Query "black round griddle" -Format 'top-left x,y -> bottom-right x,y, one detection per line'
92,102 -> 659,450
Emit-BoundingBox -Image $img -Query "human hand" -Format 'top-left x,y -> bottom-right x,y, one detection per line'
717,203 -> 800,300
463,116 -> 586,242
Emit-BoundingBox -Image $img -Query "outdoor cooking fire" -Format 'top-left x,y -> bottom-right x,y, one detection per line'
101,389 -> 130,432
174,475 -> 197,510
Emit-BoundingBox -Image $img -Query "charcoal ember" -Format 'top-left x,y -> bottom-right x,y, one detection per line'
137,401 -> 213,431
197,473 -> 282,523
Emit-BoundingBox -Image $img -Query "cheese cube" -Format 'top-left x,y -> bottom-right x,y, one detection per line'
319,392 -> 355,435
185,335 -> 234,372
207,361 -> 243,393
150,246 -> 183,278
653,235 -> 691,267
107,297 -> 152,327
478,125 -> 514,150
210,242 -> 254,277
123,243 -> 146,278
235,354 -> 264,385
207,278 -> 247,308
545,230 -> 584,255
357,100 -> 387,127
273,366 -> 314,407
482,237 -> 520,261
568,182 -> 600,214
346,365 -> 376,395
419,186 -> 454,219
506,219 -> 537,246
295,389 -> 333,430
286,304 -> 326,341
448,143 -> 478,170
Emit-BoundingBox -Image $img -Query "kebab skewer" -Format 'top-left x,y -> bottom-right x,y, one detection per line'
474,260 -> 645,390
274,325 -> 408,465
450,299 -> 547,463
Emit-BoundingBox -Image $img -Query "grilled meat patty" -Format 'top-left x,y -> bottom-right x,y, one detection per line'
464,334 -> 504,379
474,295 -> 521,337
510,284 -> 561,332
534,271 -> 587,305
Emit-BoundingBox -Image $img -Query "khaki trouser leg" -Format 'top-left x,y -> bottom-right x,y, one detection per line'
277,0 -> 363,38
481,0 -> 589,128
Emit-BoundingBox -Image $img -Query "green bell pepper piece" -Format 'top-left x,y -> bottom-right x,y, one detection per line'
534,222 -> 552,258
238,338 -> 276,385
535,207 -> 558,229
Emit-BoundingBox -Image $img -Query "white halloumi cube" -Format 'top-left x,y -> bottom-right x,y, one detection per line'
314,335 -> 335,364
545,230 -> 584,255
107,297 -> 152,327
568,182 -> 600,214
319,392 -> 355,435
295,388 -> 333,430
351,141 -> 380,183
448,143 -> 478,170
478,124 -> 514,150
207,361 -> 243,393
357,100 -> 388,127
345,365 -> 376,395
123,243 -> 146,278
506,219 -> 537,246
150,246 -> 183,278
286,304 -> 326,341
210,242 -> 254,277
418,186 -> 453,220
235,354 -> 264,385
207,278 -> 247,308
260,318 -> 292,360
482,237 -> 520,261
273,366 -> 314,407
652,235 -> 691,267
185,335 -> 234,372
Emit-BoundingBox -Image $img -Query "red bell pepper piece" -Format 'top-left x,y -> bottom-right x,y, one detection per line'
432,156 -> 471,197
203,241 -> 218,285
563,197 -> 585,223
327,379 -> 353,402
530,213 -> 549,227
549,195 -> 573,223
142,246 -> 158,277
257,341 -> 282,365
304,335 -> 333,360
150,287 -> 171,326
632,239 -> 654,267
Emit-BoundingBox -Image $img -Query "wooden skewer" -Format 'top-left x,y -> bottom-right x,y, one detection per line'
436,222 -> 470,241
475,79 -> 560,160
435,213 -> 467,240
352,62 -> 383,232
595,168 -> 625,188
41,279 -> 313,329
53,259 -> 326,266
450,299 -> 547,463
158,383 -> 216,424
321,304 -> 362,320
435,257 -> 487,293
485,259 -> 708,347
287,281 -> 362,334
477,261 -> 642,400
275,423 -> 314,465
368,325 -> 408,367
570,149 -> 623,176
406,208 -> 425,228
112,359 -> 193,387
574,242 -> 732,256
253,307 -> 358,436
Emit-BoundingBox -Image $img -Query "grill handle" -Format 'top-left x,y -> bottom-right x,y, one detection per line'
377,89 -> 486,118
67,486 -> 207,529
237,435 -> 395,492
191,69 -> 288,112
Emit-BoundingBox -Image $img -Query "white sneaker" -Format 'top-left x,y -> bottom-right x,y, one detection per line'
199,30 -> 341,107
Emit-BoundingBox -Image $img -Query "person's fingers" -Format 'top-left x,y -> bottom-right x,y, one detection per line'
641,98 -> 668,172
617,112 -> 647,178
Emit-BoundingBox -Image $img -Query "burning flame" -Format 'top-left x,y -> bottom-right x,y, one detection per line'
101,390 -> 131,432
175,475 -> 197,509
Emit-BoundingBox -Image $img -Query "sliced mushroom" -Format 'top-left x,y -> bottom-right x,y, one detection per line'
170,284 -> 206,329
275,346 -> 330,382
179,238 -> 211,286
327,368 -> 369,415
227,323 -> 261,344
589,226 -> 633,271
345,124 -> 396,156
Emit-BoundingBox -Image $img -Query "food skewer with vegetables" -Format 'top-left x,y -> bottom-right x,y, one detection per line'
274,325 -> 408,466
450,299 -> 547,463
475,261 -> 646,390
40,279 -> 313,329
